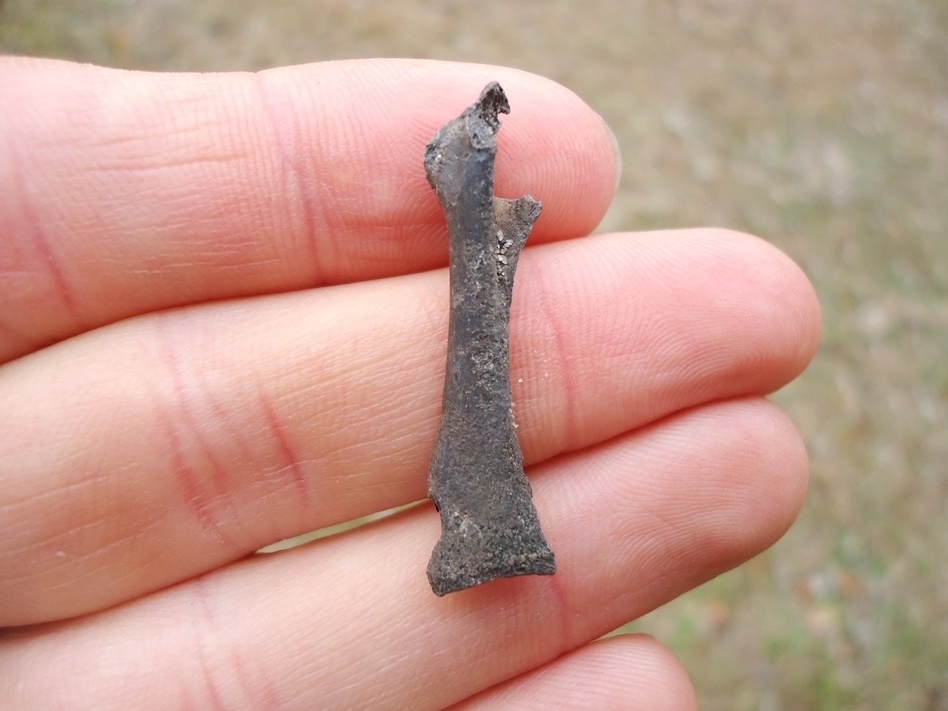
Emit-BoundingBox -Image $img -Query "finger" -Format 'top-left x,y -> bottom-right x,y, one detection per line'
0,228 -> 820,626
0,398 -> 806,710
453,635 -> 697,711
0,57 -> 618,362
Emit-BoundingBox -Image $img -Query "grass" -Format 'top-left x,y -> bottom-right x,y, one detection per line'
2,1 -> 946,708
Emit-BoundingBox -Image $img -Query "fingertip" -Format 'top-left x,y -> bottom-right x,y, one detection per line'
607,634 -> 699,711
748,399 -> 811,544
484,67 -> 620,238
456,634 -> 697,711
694,227 -> 823,378
259,59 -> 619,241
672,397 -> 812,566
642,227 -> 822,392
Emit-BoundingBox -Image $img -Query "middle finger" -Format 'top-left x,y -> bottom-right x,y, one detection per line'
0,228 -> 818,626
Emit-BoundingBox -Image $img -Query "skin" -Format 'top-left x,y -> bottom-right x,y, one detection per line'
0,57 -> 821,709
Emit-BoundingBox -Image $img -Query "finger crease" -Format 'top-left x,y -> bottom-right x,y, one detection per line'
254,71 -> 325,288
259,394 -> 312,508
187,580 -> 232,711
5,140 -> 83,327
153,317 -> 241,551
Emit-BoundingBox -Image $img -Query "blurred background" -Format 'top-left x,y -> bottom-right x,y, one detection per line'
2,1 -> 945,708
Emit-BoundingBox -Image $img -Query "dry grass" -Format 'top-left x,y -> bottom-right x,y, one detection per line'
3,1 -> 946,708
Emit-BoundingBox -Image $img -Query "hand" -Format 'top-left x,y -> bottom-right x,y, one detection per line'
0,57 -> 820,709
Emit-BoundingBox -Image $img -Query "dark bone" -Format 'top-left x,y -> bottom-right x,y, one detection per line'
425,82 -> 556,596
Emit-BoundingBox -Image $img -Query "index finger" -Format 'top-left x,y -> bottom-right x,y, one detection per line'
0,58 -> 618,362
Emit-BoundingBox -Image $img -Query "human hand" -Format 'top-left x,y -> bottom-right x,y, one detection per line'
0,57 -> 820,709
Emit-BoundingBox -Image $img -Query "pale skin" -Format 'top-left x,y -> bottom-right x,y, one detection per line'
0,57 -> 821,709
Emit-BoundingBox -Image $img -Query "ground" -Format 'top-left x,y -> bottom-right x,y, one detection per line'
2,1 -> 946,708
